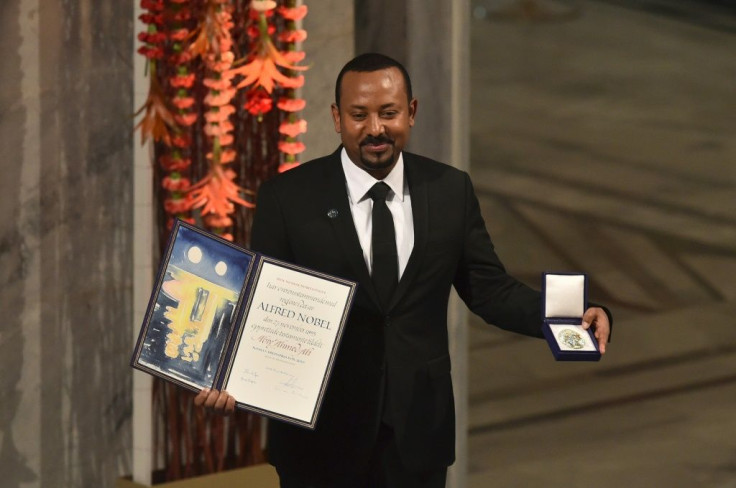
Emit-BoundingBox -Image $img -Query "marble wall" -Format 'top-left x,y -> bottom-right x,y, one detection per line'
0,1 -> 134,487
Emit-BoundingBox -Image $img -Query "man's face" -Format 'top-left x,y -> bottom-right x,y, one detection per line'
331,67 -> 417,179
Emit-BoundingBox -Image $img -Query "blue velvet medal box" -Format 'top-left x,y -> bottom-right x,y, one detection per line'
542,272 -> 600,361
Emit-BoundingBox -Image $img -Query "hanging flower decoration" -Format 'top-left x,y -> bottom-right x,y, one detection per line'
160,0 -> 197,230
187,0 -> 255,241
134,2 -> 308,476
135,0 -> 174,146
229,0 -> 308,172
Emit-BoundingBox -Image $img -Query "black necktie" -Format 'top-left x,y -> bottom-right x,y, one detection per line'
368,182 -> 398,309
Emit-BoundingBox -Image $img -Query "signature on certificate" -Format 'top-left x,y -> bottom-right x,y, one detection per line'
267,366 -> 307,398
240,368 -> 259,384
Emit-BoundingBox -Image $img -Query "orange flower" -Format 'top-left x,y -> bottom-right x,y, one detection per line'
170,73 -> 196,88
278,29 -> 307,43
278,119 -> 307,138
204,88 -> 236,107
162,176 -> 192,191
188,166 -> 255,219
229,42 -> 307,94
171,96 -> 195,109
164,196 -> 192,214
205,149 -> 237,163
220,149 -> 237,164
134,76 -> 175,145
204,105 -> 236,123
280,50 -> 306,64
218,133 -> 234,146
204,120 -> 234,137
277,97 -> 306,112
278,141 -> 306,155
279,74 -> 305,89
203,76 -> 233,90
175,113 -> 198,127
159,155 -> 192,171
277,5 -> 308,21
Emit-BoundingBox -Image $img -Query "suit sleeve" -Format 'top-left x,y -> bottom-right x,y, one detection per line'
453,173 -> 545,338
250,179 -> 294,261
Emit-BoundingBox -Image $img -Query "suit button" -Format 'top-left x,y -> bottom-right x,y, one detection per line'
384,315 -> 391,327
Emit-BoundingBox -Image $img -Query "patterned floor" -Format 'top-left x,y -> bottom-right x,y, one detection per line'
467,1 -> 736,486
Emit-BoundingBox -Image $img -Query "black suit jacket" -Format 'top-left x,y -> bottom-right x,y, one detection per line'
250,148 -> 544,478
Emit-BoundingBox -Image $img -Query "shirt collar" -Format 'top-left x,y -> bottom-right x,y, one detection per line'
340,147 -> 406,204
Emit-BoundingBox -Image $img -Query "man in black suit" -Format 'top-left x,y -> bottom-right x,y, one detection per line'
196,53 -> 611,487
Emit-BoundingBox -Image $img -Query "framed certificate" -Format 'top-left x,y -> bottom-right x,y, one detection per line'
131,220 -> 357,429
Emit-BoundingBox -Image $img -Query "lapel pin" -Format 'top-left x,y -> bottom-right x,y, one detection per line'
327,209 -> 339,219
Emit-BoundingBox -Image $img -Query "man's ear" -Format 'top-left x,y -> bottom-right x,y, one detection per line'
331,103 -> 341,133
408,98 -> 418,127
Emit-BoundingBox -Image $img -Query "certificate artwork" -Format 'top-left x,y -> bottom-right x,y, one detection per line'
135,224 -> 252,389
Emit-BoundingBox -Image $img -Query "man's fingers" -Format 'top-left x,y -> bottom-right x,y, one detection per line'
225,394 -> 236,415
193,388 -> 210,407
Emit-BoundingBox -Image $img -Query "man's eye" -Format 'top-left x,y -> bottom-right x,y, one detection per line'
381,111 -> 397,118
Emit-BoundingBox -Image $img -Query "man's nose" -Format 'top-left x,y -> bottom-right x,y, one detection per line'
367,114 -> 385,136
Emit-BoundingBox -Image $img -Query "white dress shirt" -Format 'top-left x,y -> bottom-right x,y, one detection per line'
340,148 -> 414,280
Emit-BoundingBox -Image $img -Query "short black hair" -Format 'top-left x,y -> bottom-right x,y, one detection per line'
334,53 -> 413,108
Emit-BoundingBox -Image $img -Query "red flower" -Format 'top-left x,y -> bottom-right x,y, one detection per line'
171,133 -> 192,148
138,13 -> 163,25
137,45 -> 164,60
141,0 -> 164,11
244,89 -> 273,115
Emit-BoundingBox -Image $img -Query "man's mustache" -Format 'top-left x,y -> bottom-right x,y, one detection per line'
360,136 -> 393,146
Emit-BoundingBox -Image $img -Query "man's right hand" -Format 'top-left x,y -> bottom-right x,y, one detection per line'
193,389 -> 236,416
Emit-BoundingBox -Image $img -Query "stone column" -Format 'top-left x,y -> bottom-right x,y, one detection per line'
355,1 -> 470,486
1,1 -> 135,487
300,0 -> 355,161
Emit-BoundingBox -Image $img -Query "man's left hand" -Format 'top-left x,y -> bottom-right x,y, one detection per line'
582,307 -> 611,354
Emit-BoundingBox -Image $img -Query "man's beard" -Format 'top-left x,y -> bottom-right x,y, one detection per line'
359,135 -> 395,170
